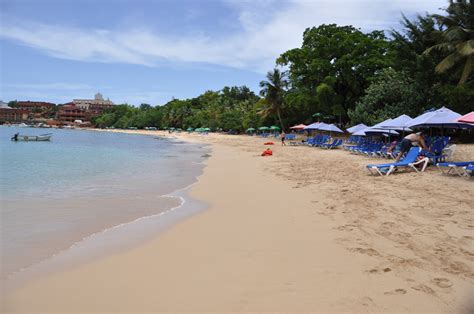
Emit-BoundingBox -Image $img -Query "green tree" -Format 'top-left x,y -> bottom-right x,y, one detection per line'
259,68 -> 288,130
348,68 -> 425,125
278,24 -> 392,123
424,0 -> 474,84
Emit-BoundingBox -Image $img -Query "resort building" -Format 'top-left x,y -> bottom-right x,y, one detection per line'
57,103 -> 88,124
13,101 -> 55,112
11,101 -> 56,120
73,93 -> 114,116
0,102 -> 29,123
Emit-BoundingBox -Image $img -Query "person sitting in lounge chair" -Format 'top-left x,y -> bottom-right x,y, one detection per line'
395,131 -> 428,162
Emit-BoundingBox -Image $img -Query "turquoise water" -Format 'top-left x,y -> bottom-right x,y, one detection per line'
0,127 -> 209,279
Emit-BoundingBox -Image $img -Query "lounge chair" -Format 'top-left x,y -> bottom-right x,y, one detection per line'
322,138 -> 343,149
436,161 -> 474,176
366,147 -> 429,176
466,165 -> 474,178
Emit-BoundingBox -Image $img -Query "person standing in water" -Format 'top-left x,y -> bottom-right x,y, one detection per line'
395,131 -> 429,162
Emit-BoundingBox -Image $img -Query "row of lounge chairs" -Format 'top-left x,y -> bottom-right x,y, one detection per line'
363,139 -> 472,178
273,132 -> 471,178
305,135 -> 343,149
437,161 -> 474,177
345,136 -> 454,162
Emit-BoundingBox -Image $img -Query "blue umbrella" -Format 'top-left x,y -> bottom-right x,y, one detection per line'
407,107 -> 467,128
303,122 -> 322,130
354,127 -> 399,136
317,123 -> 344,133
381,114 -> 413,130
372,118 -> 393,129
346,123 -> 367,134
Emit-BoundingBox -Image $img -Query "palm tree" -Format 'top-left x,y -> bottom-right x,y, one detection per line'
424,0 -> 474,84
259,68 -> 288,130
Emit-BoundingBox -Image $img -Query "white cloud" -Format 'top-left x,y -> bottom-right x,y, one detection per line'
0,0 -> 446,73
4,83 -> 94,90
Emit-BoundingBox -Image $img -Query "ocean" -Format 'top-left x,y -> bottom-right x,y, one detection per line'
0,127 -> 209,286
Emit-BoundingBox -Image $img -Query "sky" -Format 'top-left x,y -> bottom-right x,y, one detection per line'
0,0 -> 447,106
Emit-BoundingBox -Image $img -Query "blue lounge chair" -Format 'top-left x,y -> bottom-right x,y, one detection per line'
322,138 -> 343,149
437,161 -> 474,176
366,147 -> 429,176
466,165 -> 474,177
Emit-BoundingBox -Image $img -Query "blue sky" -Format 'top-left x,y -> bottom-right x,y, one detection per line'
0,0 -> 446,106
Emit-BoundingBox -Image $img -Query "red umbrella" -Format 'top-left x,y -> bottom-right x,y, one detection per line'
457,111 -> 474,124
289,124 -> 307,130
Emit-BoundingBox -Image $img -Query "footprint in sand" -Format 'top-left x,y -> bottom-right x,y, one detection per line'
432,278 -> 453,289
351,247 -> 380,257
336,224 -> 357,232
367,267 -> 392,274
384,288 -> 407,295
411,284 -> 435,295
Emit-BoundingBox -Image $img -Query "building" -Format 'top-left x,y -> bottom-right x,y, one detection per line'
57,103 -> 88,124
12,101 -> 56,120
0,101 -> 29,123
73,93 -> 114,117
13,101 -> 55,111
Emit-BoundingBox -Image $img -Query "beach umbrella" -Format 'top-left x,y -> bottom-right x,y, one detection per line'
186,127 -> 194,132
312,112 -> 322,118
303,122 -> 322,130
289,124 -> 307,130
372,118 -> 393,129
258,126 -> 270,131
246,127 -> 256,133
456,111 -> 474,124
380,114 -> 413,130
346,123 -> 367,134
354,127 -> 399,136
407,107 -> 464,128
317,123 -> 344,133
203,127 -> 211,131
270,125 -> 281,131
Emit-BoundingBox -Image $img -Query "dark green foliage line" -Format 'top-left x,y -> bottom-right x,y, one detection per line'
94,1 -> 474,131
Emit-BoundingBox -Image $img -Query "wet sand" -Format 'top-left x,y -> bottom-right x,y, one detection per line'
2,130 -> 473,312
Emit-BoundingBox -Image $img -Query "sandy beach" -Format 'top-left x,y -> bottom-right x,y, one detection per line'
2,130 -> 473,312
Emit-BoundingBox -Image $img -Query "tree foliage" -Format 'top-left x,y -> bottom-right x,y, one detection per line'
425,0 -> 474,84
348,69 -> 425,125
278,24 -> 393,124
93,1 -> 473,131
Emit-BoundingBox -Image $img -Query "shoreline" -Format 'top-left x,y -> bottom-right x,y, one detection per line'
3,130 -> 473,312
1,129 -> 211,292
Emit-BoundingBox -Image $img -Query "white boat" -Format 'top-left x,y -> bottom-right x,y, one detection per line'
11,133 -> 52,141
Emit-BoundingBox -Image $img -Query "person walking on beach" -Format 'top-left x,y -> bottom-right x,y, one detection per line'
280,131 -> 286,146
395,131 -> 429,161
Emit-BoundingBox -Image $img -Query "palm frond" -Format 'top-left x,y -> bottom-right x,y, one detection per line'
457,40 -> 474,56
435,51 -> 463,73
458,55 -> 473,84
424,42 -> 454,55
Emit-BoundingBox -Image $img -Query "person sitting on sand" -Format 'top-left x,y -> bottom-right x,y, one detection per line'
280,131 -> 286,146
395,131 -> 428,162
